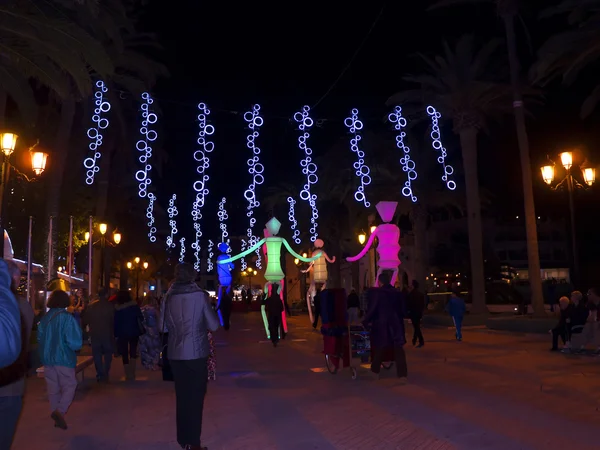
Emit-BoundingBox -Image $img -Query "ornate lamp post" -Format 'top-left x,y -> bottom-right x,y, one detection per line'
85,223 -> 121,288
0,132 -> 48,256
241,267 -> 257,289
127,257 -> 149,302
541,151 -> 595,284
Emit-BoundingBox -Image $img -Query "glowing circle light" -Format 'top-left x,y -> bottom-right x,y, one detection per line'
242,104 -> 265,269
218,197 -> 231,253
207,239 -> 214,272
344,108 -> 371,207
293,105 -> 320,242
179,237 -> 186,263
146,192 -> 157,243
84,80 -> 111,185
287,197 -> 301,245
388,106 -> 417,203
135,92 -> 158,199
426,105 -> 456,191
166,194 -> 178,250
192,102 -> 215,269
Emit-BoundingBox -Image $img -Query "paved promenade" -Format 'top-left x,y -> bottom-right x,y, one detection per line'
12,313 -> 600,449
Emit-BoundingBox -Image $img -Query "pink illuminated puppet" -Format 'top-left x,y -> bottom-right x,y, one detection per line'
218,217 -> 321,338
346,201 -> 401,287
302,238 -> 336,323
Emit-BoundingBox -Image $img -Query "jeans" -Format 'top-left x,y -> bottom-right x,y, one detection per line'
371,345 -> 408,377
44,366 -> 77,415
410,314 -> 424,345
452,316 -> 463,340
347,307 -> 359,325
91,336 -> 113,380
171,358 -> 208,448
117,337 -> 139,364
0,395 -> 22,449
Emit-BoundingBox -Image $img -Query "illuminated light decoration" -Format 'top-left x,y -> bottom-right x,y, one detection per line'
287,196 -> 301,244
346,201 -> 401,286
217,197 -> 231,252
388,106 -> 417,203
242,104 -> 265,269
218,217 -> 322,338
166,194 -> 178,250
146,193 -> 157,243
293,105 -> 320,242
179,237 -> 186,263
84,80 -> 111,185
206,239 -> 215,272
135,92 -> 158,198
343,108 -> 372,207
426,105 -> 456,191
192,102 -> 215,269
301,238 -> 336,324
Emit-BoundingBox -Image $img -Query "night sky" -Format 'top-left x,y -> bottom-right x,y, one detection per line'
139,1 -> 600,260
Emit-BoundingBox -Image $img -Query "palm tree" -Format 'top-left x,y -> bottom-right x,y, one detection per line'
387,35 -> 513,314
428,0 -> 545,316
532,0 -> 600,117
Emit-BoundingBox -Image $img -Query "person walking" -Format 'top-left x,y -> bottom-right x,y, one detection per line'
114,291 -> 144,381
363,272 -> 408,382
0,261 -> 34,448
82,289 -> 114,382
139,297 -> 161,370
265,285 -> 284,347
446,290 -> 466,341
408,280 -> 425,347
164,263 -> 220,450
347,288 -> 360,325
37,290 -> 82,430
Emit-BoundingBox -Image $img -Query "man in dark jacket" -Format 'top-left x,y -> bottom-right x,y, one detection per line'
363,271 -> 408,381
265,285 -> 284,347
82,289 -> 115,382
165,263 -> 220,450
408,280 -> 425,347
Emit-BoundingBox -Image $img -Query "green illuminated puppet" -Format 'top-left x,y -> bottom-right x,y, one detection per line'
218,217 -> 321,336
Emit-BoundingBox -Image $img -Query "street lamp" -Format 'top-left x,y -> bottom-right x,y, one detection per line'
86,223 -> 121,288
127,257 -> 149,302
241,268 -> 257,289
0,133 -> 49,256
358,232 -> 366,245
540,151 -> 595,284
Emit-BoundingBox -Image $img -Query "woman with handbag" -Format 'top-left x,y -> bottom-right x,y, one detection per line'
114,291 -> 144,381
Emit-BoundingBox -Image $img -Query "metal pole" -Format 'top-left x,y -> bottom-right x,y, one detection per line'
100,237 -> 105,288
566,174 -> 579,284
68,216 -> 73,286
135,268 -> 139,302
88,216 -> 93,297
0,157 -> 9,258
26,216 -> 32,308
47,216 -> 53,284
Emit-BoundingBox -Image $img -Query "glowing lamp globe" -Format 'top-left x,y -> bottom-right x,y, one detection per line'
358,233 -> 366,245
84,232 -> 90,242
540,165 -> 554,185
143,261 -> 149,270
0,132 -> 18,156
134,257 -> 140,264
127,261 -> 133,269
113,232 -> 121,245
294,258 -> 299,265
370,225 -> 377,234
582,167 -> 595,186
31,151 -> 48,175
559,152 -> 573,170
99,223 -> 108,235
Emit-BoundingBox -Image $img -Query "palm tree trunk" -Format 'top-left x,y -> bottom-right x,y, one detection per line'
411,203 -> 428,289
459,127 -> 486,314
503,15 -> 545,317
46,99 -> 76,279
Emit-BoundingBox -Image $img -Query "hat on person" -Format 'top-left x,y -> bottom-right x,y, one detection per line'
174,262 -> 197,283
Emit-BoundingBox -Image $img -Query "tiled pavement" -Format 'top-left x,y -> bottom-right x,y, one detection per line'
12,314 -> 600,450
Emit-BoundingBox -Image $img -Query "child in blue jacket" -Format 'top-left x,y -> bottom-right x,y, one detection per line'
446,291 -> 466,341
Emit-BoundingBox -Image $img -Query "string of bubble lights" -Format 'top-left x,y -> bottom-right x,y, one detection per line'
344,108 -> 371,207
242,104 -> 265,270
388,106 -> 417,203
179,237 -> 186,263
84,80 -> 111,185
207,240 -> 214,272
166,194 -> 178,250
192,102 -> 215,270
218,197 -> 231,252
136,92 -> 158,198
287,197 -> 301,244
293,105 -> 319,242
426,105 -> 456,191
146,193 -> 157,243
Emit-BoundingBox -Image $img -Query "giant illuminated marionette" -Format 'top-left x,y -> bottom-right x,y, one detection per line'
346,201 -> 401,287
302,238 -> 336,323
216,242 -> 234,326
218,217 -> 321,338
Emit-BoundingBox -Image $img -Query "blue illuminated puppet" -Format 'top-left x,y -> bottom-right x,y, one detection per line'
216,242 -> 234,329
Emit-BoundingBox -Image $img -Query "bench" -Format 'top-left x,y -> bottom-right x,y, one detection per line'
36,355 -> 94,383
